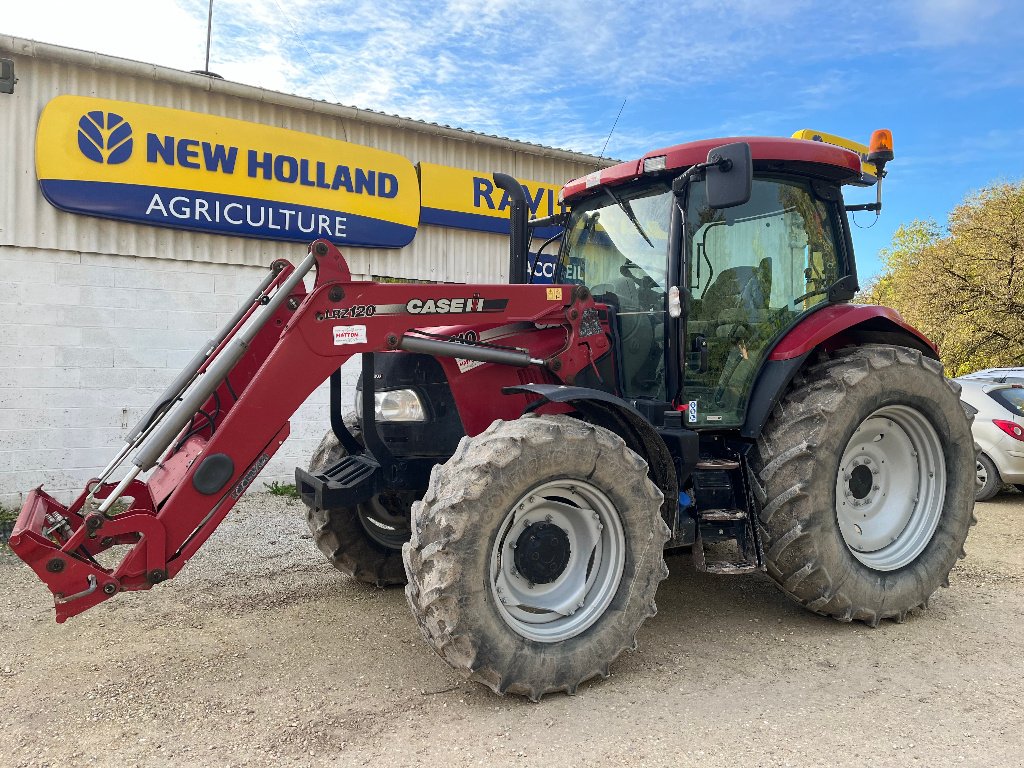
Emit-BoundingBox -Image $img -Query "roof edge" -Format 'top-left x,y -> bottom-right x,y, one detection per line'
0,34 -> 614,168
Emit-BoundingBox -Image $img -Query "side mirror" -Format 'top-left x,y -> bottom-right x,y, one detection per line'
705,142 -> 752,209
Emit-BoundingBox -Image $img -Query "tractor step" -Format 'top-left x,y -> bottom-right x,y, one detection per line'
695,458 -> 740,470
690,453 -> 764,576
703,561 -> 760,575
699,508 -> 747,522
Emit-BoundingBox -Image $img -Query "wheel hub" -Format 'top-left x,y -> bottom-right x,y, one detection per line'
835,405 -> 946,571
489,479 -> 625,643
848,464 -> 873,500
356,492 -> 412,551
513,521 -> 571,584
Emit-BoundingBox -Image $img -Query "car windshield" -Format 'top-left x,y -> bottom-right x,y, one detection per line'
556,183 -> 672,401
556,184 -> 672,290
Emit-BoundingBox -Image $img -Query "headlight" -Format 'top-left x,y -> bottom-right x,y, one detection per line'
376,389 -> 427,422
355,387 -> 427,423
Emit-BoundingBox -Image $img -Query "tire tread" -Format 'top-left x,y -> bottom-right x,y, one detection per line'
751,344 -> 976,625
404,414 -> 669,700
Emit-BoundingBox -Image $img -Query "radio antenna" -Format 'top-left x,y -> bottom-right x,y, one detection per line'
204,0 -> 214,73
597,99 -> 627,161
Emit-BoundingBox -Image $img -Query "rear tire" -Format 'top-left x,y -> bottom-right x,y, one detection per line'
403,414 -> 669,700
305,428 -> 413,587
975,454 -> 1002,502
751,345 -> 976,625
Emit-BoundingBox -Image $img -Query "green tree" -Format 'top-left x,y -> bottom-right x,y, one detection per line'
861,182 -> 1024,376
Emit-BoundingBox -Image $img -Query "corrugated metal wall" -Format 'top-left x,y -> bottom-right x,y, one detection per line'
0,35 -> 605,284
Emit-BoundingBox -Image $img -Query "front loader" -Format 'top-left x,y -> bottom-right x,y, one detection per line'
10,130 -> 976,700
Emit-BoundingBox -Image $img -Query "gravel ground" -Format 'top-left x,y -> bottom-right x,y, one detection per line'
2,490 -> 1022,768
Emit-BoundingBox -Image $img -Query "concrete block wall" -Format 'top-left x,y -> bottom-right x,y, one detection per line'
0,246 -> 359,508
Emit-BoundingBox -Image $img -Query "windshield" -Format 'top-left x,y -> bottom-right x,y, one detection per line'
557,184 -> 672,401
556,185 -> 672,290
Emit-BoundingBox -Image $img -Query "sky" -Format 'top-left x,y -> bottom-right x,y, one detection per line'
6,0 -> 1024,281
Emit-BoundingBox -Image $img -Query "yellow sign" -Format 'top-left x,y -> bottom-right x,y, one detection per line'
791,129 -> 878,179
546,287 -> 563,301
418,162 -> 566,236
36,95 -> 420,247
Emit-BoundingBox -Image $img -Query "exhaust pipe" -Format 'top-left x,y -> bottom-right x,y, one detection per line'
493,172 -> 530,285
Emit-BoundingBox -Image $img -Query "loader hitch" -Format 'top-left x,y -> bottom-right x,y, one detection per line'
8,239 -> 604,622
11,479 -> 167,621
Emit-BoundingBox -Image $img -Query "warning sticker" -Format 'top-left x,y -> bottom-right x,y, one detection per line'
333,325 -> 367,345
455,357 -> 486,373
546,287 -> 563,301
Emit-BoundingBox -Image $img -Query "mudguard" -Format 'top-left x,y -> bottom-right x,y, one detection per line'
742,304 -> 940,438
503,384 -> 693,529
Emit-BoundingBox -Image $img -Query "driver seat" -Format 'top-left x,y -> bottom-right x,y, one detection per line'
691,257 -> 772,339
592,276 -> 662,396
688,258 -> 773,409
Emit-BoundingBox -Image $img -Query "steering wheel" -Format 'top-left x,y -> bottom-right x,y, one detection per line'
619,261 -> 660,309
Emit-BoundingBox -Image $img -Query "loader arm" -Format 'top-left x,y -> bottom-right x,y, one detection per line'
9,239 -> 606,622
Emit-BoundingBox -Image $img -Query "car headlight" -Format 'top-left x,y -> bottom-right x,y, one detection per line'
355,387 -> 427,423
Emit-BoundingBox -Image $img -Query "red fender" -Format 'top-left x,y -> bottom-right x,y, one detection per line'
768,304 -> 938,361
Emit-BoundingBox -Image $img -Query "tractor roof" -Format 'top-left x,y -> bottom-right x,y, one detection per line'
561,136 -> 864,204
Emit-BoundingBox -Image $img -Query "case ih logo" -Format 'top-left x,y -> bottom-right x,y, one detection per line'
405,297 -> 509,314
77,111 -> 134,164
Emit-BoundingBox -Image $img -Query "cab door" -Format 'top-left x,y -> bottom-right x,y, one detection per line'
681,176 -> 846,428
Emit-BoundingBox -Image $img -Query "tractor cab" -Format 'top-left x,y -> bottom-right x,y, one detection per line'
553,131 -> 891,429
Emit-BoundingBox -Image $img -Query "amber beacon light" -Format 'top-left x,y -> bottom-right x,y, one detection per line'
868,129 -> 894,167
842,128 -> 896,215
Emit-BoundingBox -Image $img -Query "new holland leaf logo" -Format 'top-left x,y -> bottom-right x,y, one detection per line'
77,111 -> 133,164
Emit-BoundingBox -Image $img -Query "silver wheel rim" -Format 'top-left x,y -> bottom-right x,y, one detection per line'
489,479 -> 625,643
835,404 -> 946,571
976,460 -> 988,488
357,494 -> 411,551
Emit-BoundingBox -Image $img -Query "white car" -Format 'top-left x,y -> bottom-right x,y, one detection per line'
960,367 -> 1024,381
956,372 -> 1024,501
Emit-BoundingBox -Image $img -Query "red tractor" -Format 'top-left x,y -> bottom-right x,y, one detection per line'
10,131 -> 976,701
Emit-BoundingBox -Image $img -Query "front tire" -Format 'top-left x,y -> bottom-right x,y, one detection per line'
403,414 -> 669,700
751,345 -> 976,625
305,429 -> 413,587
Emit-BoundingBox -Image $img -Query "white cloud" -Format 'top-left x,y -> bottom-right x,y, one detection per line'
5,0 -> 1023,158
904,0 -> 1003,46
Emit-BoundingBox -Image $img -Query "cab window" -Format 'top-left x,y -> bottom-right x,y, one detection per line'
558,185 -> 673,400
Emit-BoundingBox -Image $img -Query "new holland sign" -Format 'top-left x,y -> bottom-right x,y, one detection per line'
36,95 -> 420,247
